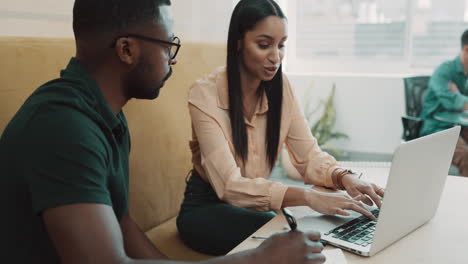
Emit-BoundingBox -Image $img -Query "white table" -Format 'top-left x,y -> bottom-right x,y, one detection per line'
229,175 -> 468,264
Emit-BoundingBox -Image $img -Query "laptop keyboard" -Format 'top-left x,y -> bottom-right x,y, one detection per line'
324,209 -> 380,247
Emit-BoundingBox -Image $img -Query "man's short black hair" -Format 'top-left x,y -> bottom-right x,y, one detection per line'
462,29 -> 468,48
73,0 -> 171,39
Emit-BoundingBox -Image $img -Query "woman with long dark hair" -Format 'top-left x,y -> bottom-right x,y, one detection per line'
177,0 -> 384,256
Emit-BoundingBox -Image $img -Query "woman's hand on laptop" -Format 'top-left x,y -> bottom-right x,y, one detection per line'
341,175 -> 385,208
305,189 -> 376,220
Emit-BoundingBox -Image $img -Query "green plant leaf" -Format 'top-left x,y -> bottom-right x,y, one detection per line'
308,83 -> 349,149
330,132 -> 349,140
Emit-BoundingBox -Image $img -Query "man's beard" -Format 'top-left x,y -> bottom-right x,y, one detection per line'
150,67 -> 172,99
159,67 -> 173,90
127,59 -> 172,100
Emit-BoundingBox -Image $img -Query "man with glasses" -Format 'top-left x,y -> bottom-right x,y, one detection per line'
0,0 -> 325,263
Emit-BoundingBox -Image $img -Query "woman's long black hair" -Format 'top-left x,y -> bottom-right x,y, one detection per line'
227,0 -> 286,169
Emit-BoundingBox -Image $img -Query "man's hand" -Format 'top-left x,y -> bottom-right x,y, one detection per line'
256,231 -> 326,264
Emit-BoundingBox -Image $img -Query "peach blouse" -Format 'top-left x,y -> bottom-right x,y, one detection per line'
188,67 -> 339,212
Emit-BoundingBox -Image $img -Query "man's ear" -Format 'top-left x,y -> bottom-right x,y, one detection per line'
114,37 -> 140,65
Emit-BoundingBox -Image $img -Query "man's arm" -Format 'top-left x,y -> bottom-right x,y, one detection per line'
120,212 -> 168,259
449,81 -> 468,110
431,66 -> 468,111
447,82 -> 468,110
204,231 -> 325,264
43,203 -> 325,264
43,203 -> 184,264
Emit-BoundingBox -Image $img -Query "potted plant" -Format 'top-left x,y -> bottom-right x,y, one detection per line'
280,84 -> 349,180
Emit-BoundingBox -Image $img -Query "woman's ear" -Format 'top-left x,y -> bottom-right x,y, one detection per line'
237,39 -> 242,52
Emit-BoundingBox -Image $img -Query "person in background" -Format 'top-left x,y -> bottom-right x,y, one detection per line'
420,29 -> 468,177
177,0 -> 385,256
0,0 -> 326,263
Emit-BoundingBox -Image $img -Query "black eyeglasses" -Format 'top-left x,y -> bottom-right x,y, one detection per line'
111,34 -> 181,60
282,208 -> 297,231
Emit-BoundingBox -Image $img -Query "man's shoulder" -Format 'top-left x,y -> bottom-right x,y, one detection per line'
434,56 -> 460,75
4,88 -> 106,148
34,75 -> 97,106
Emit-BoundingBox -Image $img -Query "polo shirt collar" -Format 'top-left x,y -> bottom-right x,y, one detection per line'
61,58 -> 125,133
216,68 -> 269,115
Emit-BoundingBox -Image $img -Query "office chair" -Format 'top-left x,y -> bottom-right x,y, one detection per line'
402,76 -> 430,141
402,76 -> 461,176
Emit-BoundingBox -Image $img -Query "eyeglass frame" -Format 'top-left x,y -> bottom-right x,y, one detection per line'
110,34 -> 181,60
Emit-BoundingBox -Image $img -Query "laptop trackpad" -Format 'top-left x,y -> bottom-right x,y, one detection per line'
296,209 -> 365,233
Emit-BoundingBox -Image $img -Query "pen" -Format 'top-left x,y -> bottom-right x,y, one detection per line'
281,208 -> 328,246
358,172 -> 363,179
251,236 -> 269,240
250,209 -> 296,240
251,235 -> 329,246
281,208 -> 297,231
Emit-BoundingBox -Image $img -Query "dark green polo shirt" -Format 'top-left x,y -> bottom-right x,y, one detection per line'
0,58 -> 130,263
420,56 -> 468,136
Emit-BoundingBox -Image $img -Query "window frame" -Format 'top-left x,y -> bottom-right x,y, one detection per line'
280,0 -> 464,75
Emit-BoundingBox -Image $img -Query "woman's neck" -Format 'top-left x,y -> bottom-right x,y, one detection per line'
239,64 -> 261,97
239,63 -> 262,121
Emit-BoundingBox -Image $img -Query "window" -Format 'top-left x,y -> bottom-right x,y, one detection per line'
411,0 -> 468,68
172,0 -> 468,74
282,0 -> 468,74
172,0 -> 236,43
173,0 -> 285,43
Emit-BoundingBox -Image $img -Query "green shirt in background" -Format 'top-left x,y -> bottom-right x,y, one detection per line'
0,58 -> 130,263
420,56 -> 468,136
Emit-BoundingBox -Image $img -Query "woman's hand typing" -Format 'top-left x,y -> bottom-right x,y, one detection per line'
304,189 -> 376,220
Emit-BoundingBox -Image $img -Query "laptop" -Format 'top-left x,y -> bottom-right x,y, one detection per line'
319,126 -> 460,256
